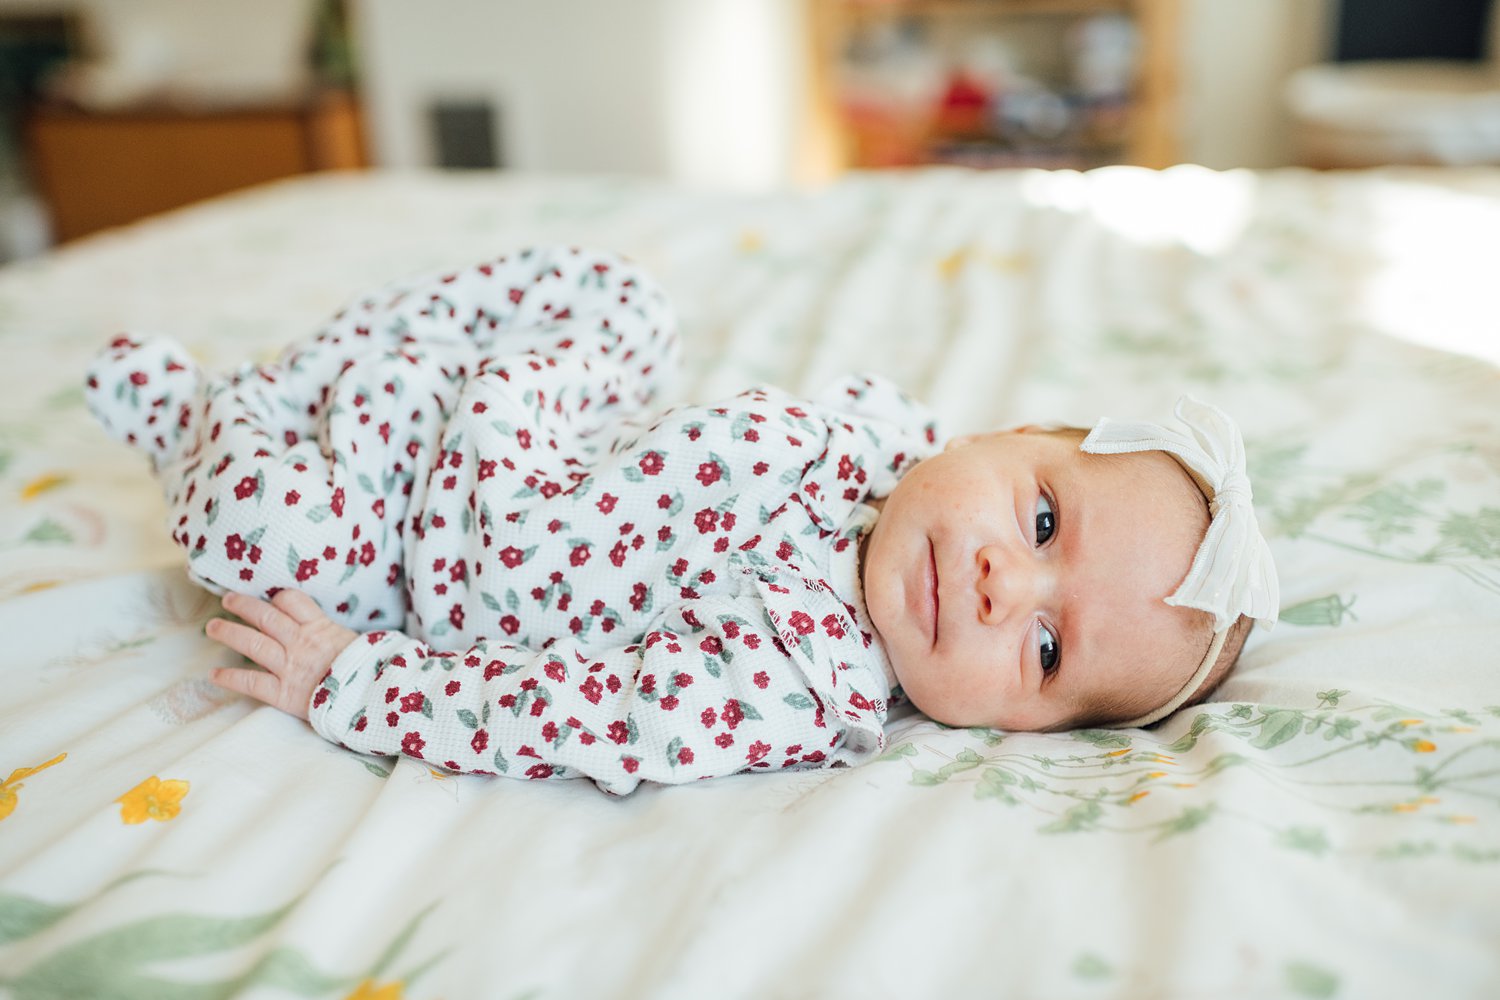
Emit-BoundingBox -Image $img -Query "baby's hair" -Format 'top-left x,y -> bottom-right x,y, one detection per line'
1176,612 -> 1254,712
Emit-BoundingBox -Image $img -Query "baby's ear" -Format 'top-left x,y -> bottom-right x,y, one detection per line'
943,433 -> 979,451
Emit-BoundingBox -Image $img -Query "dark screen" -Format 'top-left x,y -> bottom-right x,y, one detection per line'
1334,0 -> 1494,61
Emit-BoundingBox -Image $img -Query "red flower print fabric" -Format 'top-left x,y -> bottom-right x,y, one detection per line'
86,246 -> 942,794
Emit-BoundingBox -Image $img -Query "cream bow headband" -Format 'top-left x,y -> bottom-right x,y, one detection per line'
1080,395 -> 1280,728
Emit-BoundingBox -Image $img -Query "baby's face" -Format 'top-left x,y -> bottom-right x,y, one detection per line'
861,428 -> 1209,731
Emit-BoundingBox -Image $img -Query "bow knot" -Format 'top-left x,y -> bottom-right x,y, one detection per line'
1209,476 -> 1250,513
1080,396 -> 1279,633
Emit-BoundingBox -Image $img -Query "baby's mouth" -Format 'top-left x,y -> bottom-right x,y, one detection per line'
929,540 -> 939,648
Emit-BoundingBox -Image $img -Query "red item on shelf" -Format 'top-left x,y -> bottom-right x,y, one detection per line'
936,72 -> 991,137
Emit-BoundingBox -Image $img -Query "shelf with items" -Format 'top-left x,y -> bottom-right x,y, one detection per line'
23,88 -> 366,243
806,0 -> 1179,174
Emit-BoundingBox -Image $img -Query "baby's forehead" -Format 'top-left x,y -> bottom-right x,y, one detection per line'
1072,441 -> 1210,517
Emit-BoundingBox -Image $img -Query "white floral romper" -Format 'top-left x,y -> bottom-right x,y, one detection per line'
87,247 -> 943,794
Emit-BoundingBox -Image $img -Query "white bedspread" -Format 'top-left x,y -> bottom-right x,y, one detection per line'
2,166 -> 1498,999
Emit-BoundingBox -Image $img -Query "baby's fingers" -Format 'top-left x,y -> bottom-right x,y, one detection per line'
222,591 -> 300,647
206,617 -> 287,672
271,588 -> 327,625
208,665 -> 283,708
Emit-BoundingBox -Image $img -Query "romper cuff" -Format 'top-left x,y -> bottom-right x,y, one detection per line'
308,629 -> 412,748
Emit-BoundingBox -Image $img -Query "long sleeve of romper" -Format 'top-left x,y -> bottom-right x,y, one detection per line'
310,580 -> 859,795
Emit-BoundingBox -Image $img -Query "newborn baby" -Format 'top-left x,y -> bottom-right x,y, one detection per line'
86,246 -> 1278,794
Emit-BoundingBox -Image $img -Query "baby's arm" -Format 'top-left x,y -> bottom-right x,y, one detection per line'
212,589 -> 847,794
206,591 -> 357,720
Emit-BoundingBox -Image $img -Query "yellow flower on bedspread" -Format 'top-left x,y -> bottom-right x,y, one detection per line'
346,979 -> 404,1000
0,752 -> 67,822
116,775 -> 190,824
20,472 -> 68,500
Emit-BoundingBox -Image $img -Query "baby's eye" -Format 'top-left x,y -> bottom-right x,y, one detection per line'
1039,622 -> 1060,673
1035,493 -> 1055,546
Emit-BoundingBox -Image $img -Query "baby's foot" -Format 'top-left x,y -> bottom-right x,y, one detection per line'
85,335 -> 203,467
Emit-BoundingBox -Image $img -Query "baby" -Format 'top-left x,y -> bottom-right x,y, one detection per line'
86,246 -> 1278,794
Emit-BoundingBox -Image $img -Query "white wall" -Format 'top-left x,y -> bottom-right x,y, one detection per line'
349,0 -> 672,174
350,0 -> 1341,183
1178,0 -> 1336,168
350,0 -> 807,188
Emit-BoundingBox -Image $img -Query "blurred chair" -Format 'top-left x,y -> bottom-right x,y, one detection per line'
20,0 -> 363,243
1285,3 -> 1500,167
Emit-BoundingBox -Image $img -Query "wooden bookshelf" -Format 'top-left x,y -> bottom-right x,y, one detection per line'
24,88 -> 366,243
803,0 -> 1180,177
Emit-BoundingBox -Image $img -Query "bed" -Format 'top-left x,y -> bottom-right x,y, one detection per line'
1,165 -> 1497,999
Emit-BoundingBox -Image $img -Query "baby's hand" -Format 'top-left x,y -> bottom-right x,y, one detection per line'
205,590 -> 357,720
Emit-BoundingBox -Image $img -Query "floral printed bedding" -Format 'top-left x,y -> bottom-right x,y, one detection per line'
1,165 -> 1497,999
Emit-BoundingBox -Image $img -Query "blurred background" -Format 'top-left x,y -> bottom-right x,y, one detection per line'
0,0 -> 1496,264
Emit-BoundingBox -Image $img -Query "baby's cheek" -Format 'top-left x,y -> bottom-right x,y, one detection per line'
900,662 -> 976,726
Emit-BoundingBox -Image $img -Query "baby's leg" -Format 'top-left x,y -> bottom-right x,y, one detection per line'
157,343 -> 469,630
85,336 -> 204,469
294,247 -> 680,429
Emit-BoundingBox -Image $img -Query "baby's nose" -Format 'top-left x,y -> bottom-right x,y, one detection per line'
976,543 -> 1041,624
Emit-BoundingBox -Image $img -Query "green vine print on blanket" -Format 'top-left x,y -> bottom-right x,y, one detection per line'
879,695 -> 1500,862
0,871 -> 450,1000
1247,441 -> 1500,597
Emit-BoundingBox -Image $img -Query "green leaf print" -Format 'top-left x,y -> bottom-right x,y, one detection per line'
0,872 -> 171,947
1152,805 -> 1215,842
975,768 -> 1020,805
876,742 -> 917,762
1071,953 -> 1113,980
932,749 -> 983,781
1276,826 -> 1331,856
1040,799 -> 1104,834
0,893 -> 70,946
1284,960 -> 1339,998
1320,689 -> 1356,710
1342,479 -> 1442,545
1279,594 -> 1357,627
22,519 -> 72,545
1250,710 -> 1307,750
1072,730 -> 1133,749
3,896 -> 304,1000
1436,507 -> 1500,559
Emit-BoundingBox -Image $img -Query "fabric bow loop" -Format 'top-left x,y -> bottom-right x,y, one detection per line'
1080,395 -> 1279,633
